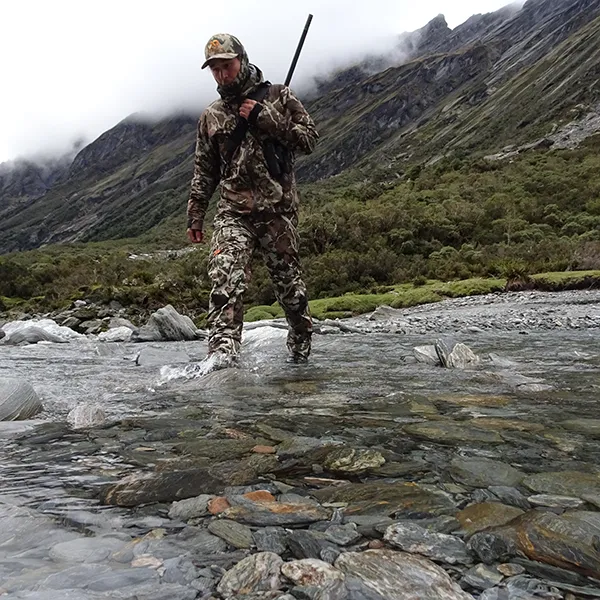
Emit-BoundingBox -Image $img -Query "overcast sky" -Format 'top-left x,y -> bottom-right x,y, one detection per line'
0,0 -> 524,164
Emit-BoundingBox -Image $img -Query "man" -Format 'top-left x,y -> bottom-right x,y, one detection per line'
187,33 -> 318,367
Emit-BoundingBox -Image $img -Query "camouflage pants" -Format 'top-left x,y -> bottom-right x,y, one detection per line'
207,210 -> 312,359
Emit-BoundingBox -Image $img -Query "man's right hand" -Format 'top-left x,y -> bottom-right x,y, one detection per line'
187,228 -> 204,244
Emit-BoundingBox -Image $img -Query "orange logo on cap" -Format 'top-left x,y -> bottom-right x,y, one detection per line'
209,39 -> 221,50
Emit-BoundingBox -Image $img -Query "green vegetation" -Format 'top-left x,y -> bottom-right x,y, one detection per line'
1,143 -> 600,322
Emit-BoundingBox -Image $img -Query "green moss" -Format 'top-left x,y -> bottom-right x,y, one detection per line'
244,305 -> 284,322
532,270 -> 600,290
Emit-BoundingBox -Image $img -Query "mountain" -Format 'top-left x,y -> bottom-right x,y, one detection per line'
1,0 -> 599,255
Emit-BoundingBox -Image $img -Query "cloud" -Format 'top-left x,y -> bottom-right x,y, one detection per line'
0,0 -> 523,163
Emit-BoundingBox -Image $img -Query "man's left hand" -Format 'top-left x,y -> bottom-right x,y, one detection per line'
240,99 -> 258,120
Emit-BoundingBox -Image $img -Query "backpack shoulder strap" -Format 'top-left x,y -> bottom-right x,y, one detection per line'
223,82 -> 271,167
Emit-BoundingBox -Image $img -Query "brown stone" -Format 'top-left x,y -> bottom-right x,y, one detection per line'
457,502 -> 524,536
223,501 -> 331,526
244,490 -> 276,503
369,539 -> 385,549
208,496 -> 231,515
252,445 -> 277,454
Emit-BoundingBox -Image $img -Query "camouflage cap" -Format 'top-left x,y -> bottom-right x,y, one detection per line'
202,33 -> 245,69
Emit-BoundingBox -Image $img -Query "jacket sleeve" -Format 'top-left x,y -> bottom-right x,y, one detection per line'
252,86 -> 318,155
187,113 -> 220,228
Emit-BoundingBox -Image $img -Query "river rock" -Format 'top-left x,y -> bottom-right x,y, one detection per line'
222,500 -> 331,527
384,522 -> 473,565
324,522 -> 362,546
217,551 -> 283,598
67,404 -> 107,429
109,317 -> 137,331
168,494 -> 212,521
335,549 -> 475,599
522,471 -> 600,498
313,481 -> 455,518
322,447 -> 386,474
4,325 -> 68,345
49,536 -> 127,563
457,503 -> 525,536
488,486 -> 531,510
98,326 -> 133,342
461,563 -> 504,589
404,421 -> 503,444
468,530 -> 518,564
528,494 -> 585,509
479,589 -> 539,600
562,418 -> 600,438
436,338 -> 481,368
281,559 -> 346,598
100,469 -> 227,506
414,345 -> 441,365
0,378 -> 43,421
450,457 -> 525,488
253,527 -> 289,554
208,519 -> 253,548
132,304 -> 204,342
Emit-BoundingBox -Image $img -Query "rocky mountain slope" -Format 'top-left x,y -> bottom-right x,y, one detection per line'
1,0 -> 599,254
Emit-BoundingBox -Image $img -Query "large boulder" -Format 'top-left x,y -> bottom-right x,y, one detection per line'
0,378 -> 43,421
131,305 -> 205,342
4,326 -> 69,345
2,319 -> 84,344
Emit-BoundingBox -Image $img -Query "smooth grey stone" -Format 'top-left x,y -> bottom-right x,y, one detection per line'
109,317 -> 137,331
461,563 -> 504,589
98,326 -> 133,342
450,457 -> 524,488
413,345 -> 441,365
162,557 -> 200,584
279,493 -> 319,505
346,515 -> 394,538
188,529 -> 228,554
48,535 -> 127,563
0,378 -> 43,421
39,564 -> 113,589
512,557 -> 593,587
132,305 -> 203,342
336,549 -> 475,599
5,326 -> 68,345
253,527 -> 289,555
217,551 -> 284,598
488,486 -> 531,510
208,519 -> 253,549
324,522 -> 362,546
384,522 -> 472,565
168,494 -> 212,520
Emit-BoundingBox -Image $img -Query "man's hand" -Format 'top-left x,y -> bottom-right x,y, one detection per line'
239,99 -> 258,120
187,228 -> 204,244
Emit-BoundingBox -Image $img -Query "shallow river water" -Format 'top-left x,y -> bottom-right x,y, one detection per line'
1,290 -> 600,599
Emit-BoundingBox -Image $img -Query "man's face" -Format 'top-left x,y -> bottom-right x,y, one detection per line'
209,57 -> 241,86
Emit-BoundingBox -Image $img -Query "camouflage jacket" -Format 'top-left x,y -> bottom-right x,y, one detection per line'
187,81 -> 318,229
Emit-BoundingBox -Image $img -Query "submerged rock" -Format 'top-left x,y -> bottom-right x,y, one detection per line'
404,421 -> 503,444
384,522 -> 473,565
413,345 -> 441,366
522,471 -> 600,498
450,457 -> 525,488
322,447 -> 386,474
456,503 -> 525,536
335,549 -> 475,599
0,378 -> 43,421
216,552 -> 283,598
135,346 -> 191,367
222,500 -> 331,527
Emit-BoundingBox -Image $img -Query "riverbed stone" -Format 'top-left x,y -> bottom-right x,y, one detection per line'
436,338 -> 481,368
253,527 -> 289,554
100,469 -> 227,506
457,503 -> 525,536
132,304 -> 203,342
404,422 -> 503,444
528,494 -> 585,509
461,563 -> 504,589
335,549 -> 475,599
324,522 -> 362,546
322,447 -> 386,474
522,471 -> 600,498
67,403 -> 107,429
450,457 -> 525,488
468,530 -> 518,564
168,494 -> 212,520
384,521 -> 473,565
488,486 -> 531,510
48,536 -> 128,563
414,345 -> 441,365
4,326 -> 68,345
0,378 -> 43,421
561,419 -> 600,438
208,519 -> 253,549
135,346 -> 191,366
217,551 -> 284,598
281,559 -> 346,598
222,500 -> 331,526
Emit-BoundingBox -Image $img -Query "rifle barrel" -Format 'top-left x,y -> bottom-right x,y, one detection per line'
284,14 -> 313,87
